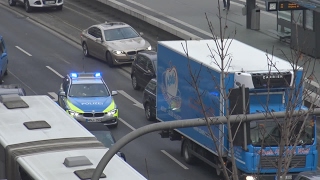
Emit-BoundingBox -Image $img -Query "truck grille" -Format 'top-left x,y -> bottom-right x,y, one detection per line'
83,113 -> 104,117
260,156 -> 306,168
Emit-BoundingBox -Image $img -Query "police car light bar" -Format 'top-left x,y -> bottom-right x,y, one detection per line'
94,73 -> 101,77
71,73 -> 78,78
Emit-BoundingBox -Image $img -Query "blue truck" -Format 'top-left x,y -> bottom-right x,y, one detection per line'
156,39 -> 317,179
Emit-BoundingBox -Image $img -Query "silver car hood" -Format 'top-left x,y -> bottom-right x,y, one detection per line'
107,37 -> 150,51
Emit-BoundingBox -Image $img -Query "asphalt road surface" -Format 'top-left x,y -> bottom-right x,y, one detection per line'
1,0 -> 319,179
0,2 -> 218,180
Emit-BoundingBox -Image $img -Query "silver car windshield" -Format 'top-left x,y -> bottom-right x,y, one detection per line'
69,84 -> 110,97
104,27 -> 140,41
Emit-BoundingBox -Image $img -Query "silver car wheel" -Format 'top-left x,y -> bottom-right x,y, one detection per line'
82,43 -> 89,57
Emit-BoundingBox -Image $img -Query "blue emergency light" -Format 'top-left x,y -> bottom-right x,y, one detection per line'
71,73 -> 78,78
94,73 -> 101,77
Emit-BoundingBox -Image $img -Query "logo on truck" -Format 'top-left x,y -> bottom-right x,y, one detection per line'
161,62 -> 181,110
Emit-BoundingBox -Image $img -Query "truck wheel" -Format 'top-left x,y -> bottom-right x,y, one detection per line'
0,74 -> 3,85
82,42 -> 90,57
131,74 -> 141,90
182,140 -> 196,164
4,68 -> 8,76
144,103 -> 154,121
8,0 -> 16,6
106,52 -> 115,67
24,0 -> 32,13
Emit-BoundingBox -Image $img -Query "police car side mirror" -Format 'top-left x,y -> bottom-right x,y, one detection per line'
59,91 -> 66,97
111,91 -> 118,96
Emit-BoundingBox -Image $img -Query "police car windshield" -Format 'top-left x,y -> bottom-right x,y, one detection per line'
69,84 -> 110,97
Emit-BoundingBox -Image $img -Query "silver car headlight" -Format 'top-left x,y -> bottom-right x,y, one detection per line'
107,109 -> 117,116
112,50 -> 125,55
68,110 -> 79,117
146,46 -> 152,50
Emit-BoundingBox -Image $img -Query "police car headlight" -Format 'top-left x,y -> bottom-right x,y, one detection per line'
246,176 -> 256,180
146,46 -> 152,50
68,110 -> 79,117
107,109 -> 117,116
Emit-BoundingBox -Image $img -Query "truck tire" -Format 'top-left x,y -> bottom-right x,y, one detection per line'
8,0 -> 16,6
182,139 -> 196,164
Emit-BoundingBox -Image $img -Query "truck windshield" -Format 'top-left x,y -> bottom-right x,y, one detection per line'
250,118 -> 314,146
69,84 -> 110,97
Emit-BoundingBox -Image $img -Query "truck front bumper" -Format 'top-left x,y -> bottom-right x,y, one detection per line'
242,173 -> 298,180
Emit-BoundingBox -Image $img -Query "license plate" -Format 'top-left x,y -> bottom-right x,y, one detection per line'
86,119 -> 102,122
275,175 -> 292,180
44,1 -> 55,4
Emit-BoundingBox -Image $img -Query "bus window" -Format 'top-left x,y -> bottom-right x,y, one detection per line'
19,166 -> 34,180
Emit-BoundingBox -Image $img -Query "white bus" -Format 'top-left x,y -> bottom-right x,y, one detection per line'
0,94 -> 146,180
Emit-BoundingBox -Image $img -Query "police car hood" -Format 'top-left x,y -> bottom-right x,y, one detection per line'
68,97 -> 113,112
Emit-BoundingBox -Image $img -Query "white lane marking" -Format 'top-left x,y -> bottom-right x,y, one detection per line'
118,118 -> 136,131
53,54 -> 71,64
117,90 -> 144,109
161,150 -> 189,170
46,66 -> 64,78
48,92 -> 58,101
15,46 -> 32,56
7,70 -> 38,95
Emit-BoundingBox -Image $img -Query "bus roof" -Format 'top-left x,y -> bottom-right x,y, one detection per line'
0,95 -> 94,147
0,95 -> 146,180
158,39 -> 298,73
17,148 -> 146,180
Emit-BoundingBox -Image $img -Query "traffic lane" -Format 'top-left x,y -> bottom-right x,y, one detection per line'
111,124 -> 218,180
111,93 -> 218,180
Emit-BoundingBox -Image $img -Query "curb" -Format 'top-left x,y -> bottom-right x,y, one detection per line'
96,0 -> 202,40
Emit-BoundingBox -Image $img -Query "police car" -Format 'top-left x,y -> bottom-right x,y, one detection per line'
57,72 -> 118,127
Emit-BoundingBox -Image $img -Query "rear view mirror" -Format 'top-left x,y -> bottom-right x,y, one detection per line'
111,91 -> 118,96
139,32 -> 144,36
59,91 -> 66,97
95,37 -> 103,42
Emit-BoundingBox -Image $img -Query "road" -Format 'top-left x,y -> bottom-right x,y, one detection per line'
1,0 -> 320,179
0,2 -> 218,180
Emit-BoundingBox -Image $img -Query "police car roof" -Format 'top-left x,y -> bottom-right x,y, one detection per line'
71,78 -> 104,85
18,148 -> 147,180
0,95 -> 95,147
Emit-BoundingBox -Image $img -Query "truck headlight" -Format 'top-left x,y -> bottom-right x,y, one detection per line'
246,176 -> 256,180
107,109 -> 117,116
68,110 -> 79,117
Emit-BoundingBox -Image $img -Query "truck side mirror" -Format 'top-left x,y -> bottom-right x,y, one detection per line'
111,91 -> 118,96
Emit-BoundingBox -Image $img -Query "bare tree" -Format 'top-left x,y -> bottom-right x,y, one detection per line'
178,2 -> 319,180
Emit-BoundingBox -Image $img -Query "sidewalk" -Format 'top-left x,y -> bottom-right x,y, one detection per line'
97,0 -> 320,78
